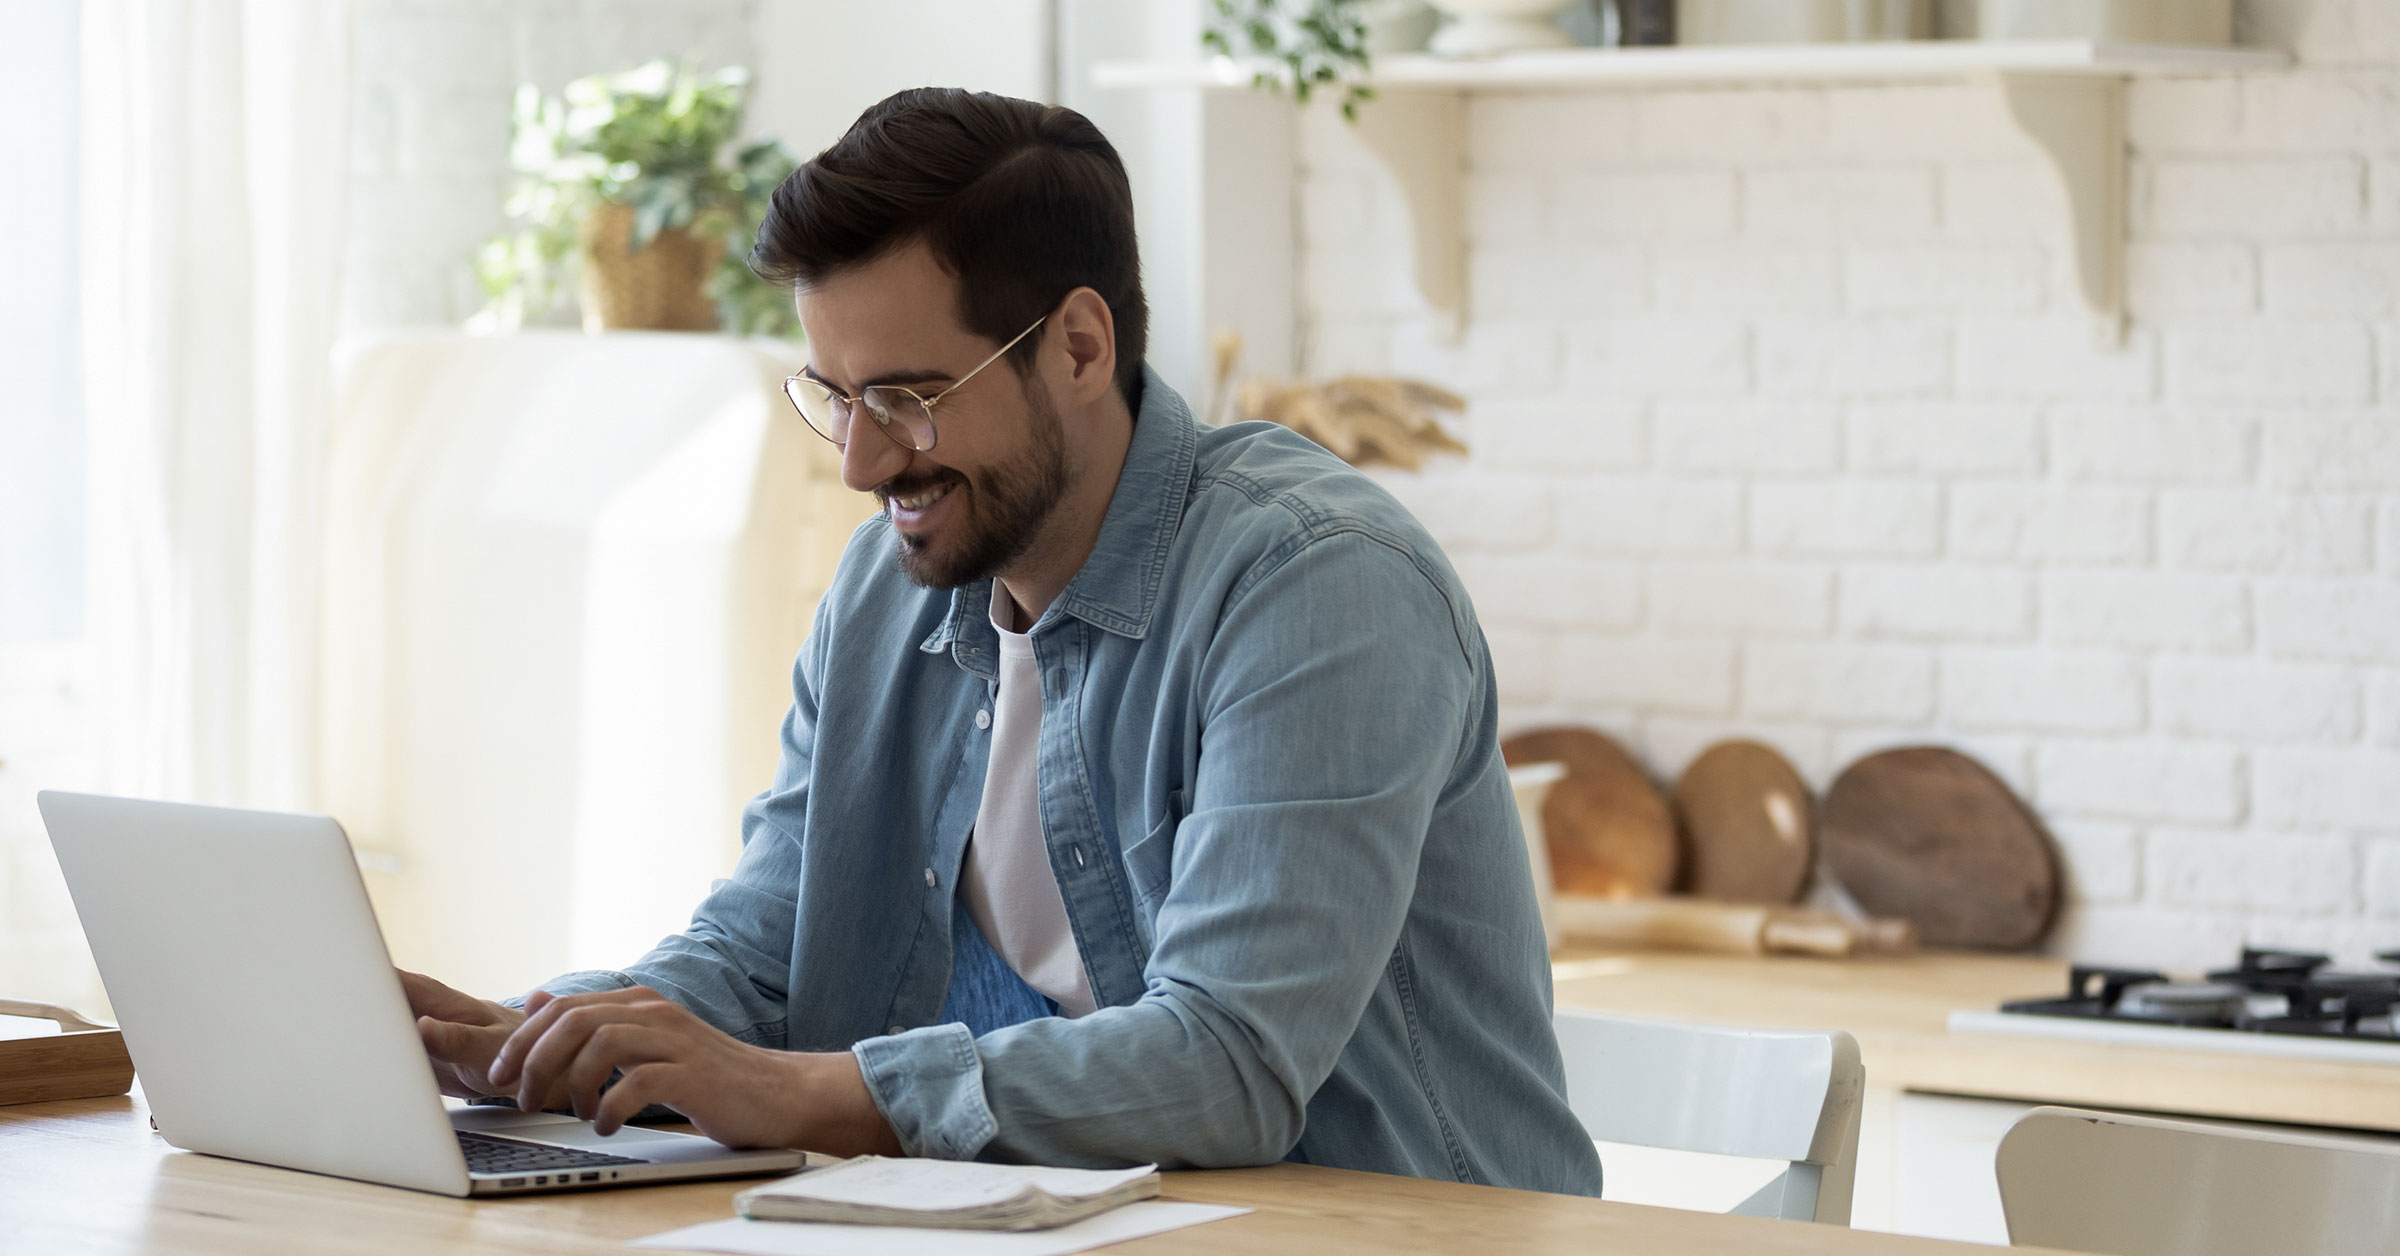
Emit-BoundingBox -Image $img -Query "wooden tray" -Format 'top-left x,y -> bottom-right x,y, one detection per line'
1820,746 -> 2058,950
1501,726 -> 1678,899
1,1001 -> 135,1106
1673,739 -> 1814,905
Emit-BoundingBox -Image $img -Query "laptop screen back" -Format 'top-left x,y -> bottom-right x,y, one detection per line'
38,791 -> 469,1195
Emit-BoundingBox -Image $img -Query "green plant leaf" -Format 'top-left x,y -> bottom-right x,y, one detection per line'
1201,0 -> 1374,124
471,58 -> 805,338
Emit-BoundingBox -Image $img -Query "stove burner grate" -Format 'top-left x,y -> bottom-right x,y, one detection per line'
1996,950 -> 2400,1042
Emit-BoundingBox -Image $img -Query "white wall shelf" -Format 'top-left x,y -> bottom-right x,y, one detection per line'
1094,41 -> 2290,349
1093,40 -> 2286,92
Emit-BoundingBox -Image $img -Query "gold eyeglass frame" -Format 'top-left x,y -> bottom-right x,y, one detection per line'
781,314 -> 1048,453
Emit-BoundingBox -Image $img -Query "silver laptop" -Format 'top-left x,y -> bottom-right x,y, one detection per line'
38,790 -> 805,1196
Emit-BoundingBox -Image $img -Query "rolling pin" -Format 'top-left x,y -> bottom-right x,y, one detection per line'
1552,894 -> 1919,958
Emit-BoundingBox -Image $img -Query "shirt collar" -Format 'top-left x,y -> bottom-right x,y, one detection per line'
916,363 -> 1197,662
1045,364 -> 1197,641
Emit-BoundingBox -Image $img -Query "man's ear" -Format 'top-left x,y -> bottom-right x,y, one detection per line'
1051,287 -> 1118,407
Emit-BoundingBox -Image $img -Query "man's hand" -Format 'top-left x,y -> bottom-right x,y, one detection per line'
398,968 -> 558,1107
485,986 -> 904,1155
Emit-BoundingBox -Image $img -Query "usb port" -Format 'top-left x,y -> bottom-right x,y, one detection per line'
580,1172 -> 600,1182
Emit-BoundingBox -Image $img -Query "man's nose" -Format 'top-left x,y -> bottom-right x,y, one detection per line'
839,422 -> 911,495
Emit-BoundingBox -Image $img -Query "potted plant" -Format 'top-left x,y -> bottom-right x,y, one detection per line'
473,61 -> 801,338
1203,0 -> 1612,96
1202,0 -> 1378,120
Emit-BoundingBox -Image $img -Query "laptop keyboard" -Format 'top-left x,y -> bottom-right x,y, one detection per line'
457,1129 -> 651,1174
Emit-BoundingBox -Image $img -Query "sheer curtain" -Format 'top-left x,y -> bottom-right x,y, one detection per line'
80,0 -> 353,806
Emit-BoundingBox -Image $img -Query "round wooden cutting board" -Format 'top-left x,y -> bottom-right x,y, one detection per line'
1819,746 -> 2059,950
1500,727 -> 1678,899
1673,740 -> 1814,905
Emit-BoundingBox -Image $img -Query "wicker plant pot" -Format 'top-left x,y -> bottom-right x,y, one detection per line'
578,201 -> 721,332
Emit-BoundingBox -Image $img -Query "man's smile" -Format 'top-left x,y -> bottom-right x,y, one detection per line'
886,481 -> 955,513
879,472 -> 967,537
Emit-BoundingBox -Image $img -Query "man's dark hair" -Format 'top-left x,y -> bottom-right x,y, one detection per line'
750,88 -> 1147,408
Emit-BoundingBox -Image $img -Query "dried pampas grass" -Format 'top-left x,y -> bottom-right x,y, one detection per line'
1235,375 -> 1469,471
1210,328 -> 1468,471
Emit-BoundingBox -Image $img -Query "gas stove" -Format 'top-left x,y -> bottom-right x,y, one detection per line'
1947,947 -> 2400,1065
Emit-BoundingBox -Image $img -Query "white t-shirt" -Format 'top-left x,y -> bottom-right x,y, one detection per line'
959,584 -> 1096,1017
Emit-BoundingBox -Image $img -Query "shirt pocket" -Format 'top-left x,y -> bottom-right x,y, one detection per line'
1121,788 -> 1185,914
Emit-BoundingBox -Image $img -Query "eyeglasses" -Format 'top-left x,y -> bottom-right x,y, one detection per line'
781,315 -> 1048,453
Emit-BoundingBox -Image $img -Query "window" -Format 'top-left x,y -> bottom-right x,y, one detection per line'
0,0 -> 101,1015
0,1 -> 81,642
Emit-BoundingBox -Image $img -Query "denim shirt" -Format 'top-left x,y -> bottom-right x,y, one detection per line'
532,367 -> 1602,1195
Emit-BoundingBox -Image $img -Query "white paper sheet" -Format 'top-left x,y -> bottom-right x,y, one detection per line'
629,1201 -> 1250,1256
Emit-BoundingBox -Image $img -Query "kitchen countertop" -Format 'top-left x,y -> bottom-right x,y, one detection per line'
1549,944 -> 2400,1133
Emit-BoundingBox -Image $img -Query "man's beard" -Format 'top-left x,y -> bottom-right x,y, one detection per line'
882,378 -> 1072,590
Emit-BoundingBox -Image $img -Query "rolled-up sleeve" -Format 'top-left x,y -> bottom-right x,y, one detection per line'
852,1022 -> 999,1159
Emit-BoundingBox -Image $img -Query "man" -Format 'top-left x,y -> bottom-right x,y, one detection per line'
407,87 -> 1601,1195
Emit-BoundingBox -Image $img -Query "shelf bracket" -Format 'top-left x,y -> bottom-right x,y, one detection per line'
1994,72 -> 2127,349
1349,89 -> 1468,343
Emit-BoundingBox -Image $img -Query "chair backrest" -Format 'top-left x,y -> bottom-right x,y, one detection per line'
1996,1106 -> 2400,1256
1552,1008 -> 1864,1224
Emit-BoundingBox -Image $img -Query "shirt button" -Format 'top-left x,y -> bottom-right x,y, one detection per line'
923,867 -> 938,887
888,1025 -> 905,1036
974,709 -> 992,730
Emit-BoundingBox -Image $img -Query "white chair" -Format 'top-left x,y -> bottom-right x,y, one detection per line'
1996,1105 -> 2400,1256
1552,1008 -> 1864,1224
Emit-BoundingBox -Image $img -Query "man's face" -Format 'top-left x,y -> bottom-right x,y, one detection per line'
798,242 -> 1072,590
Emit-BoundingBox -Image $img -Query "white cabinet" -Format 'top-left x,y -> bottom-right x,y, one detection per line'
319,331 -> 865,997
1872,1090 -> 2400,1247
1885,1092 -> 2027,1245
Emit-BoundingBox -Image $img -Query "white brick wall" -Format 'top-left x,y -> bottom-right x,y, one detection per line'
2034,739 -> 2246,825
2042,570 -> 2250,652
1556,637 -> 1737,714
1744,642 -> 1937,725
1557,477 -> 1744,555
1841,563 -> 2034,639
1942,648 -> 2144,734
2160,489 -> 2374,572
1299,0 -> 2400,969
1748,481 -> 1941,558
2372,669 -> 2400,744
1951,483 -> 2153,564
1849,404 -> 2042,476
2164,319 -> 2376,403
2152,657 -> 2361,742
2148,828 -> 2355,913
2368,837 -> 2400,914
1654,400 -> 1838,474
2048,409 -> 2252,483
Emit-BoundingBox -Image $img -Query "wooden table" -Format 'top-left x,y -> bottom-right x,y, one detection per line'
0,1093 -> 2068,1255
1548,945 -> 2400,1132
